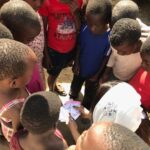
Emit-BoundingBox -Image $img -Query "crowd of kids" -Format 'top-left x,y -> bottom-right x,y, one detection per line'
0,0 -> 149,150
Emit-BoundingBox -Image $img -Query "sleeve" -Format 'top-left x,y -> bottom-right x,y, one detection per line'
38,0 -> 50,17
9,134 -> 20,150
78,0 -> 83,9
107,49 -> 116,67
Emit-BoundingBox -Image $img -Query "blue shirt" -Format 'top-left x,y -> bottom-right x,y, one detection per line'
79,25 -> 111,78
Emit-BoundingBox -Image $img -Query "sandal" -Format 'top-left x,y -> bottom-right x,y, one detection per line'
54,83 -> 67,96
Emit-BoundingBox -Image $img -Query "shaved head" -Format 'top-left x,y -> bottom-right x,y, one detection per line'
75,122 -> 150,150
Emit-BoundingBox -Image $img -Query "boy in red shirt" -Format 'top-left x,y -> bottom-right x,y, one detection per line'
130,37 -> 150,111
39,0 -> 82,95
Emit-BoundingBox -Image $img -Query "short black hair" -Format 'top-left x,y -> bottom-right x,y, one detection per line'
0,39 -> 34,80
91,80 -> 120,113
91,122 -> 150,150
21,91 -> 61,134
141,36 -> 150,55
0,0 -> 40,41
86,0 -> 112,24
0,23 -> 13,39
112,0 -> 139,25
110,18 -> 141,47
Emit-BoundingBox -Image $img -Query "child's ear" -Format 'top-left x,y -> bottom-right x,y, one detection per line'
10,79 -> 17,88
138,40 -> 142,48
135,40 -> 142,52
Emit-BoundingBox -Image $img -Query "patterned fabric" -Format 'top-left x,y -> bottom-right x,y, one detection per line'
10,129 -> 64,150
0,98 -> 25,142
27,13 -> 46,92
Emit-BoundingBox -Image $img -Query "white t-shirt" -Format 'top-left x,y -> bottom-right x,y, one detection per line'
107,49 -> 142,81
137,18 -> 150,42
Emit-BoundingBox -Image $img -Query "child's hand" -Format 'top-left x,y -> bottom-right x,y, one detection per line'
68,0 -> 79,15
74,105 -> 91,119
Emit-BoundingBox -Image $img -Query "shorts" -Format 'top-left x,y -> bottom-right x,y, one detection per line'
47,47 -> 74,76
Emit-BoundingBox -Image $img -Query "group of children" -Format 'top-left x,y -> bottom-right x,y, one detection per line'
0,0 -> 149,149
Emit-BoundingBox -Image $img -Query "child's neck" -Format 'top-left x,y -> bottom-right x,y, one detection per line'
20,129 -> 56,149
0,88 -> 22,101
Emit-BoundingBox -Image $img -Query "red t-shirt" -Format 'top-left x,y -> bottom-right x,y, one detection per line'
129,68 -> 150,110
39,0 -> 82,53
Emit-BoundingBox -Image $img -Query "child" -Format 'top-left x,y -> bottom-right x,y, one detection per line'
102,18 -> 142,82
10,91 -> 67,150
0,39 -> 37,142
24,0 -> 46,92
0,0 -> 44,93
111,0 -> 150,41
39,0 -> 82,96
111,0 -> 139,27
70,122 -> 150,150
70,0 -> 112,110
0,0 -> 41,44
129,37 -> 150,111
69,81 -> 150,145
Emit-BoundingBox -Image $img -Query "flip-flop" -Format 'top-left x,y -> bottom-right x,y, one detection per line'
54,84 -> 67,96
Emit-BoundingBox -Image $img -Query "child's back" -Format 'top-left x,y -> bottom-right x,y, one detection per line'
10,91 -> 66,150
0,39 -> 37,142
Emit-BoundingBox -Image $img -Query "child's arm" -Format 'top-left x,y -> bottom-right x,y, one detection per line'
4,107 -> 21,132
41,16 -> 53,69
68,117 -> 80,142
72,45 -> 80,75
100,50 -> 116,83
89,48 -> 111,82
69,0 -> 81,33
89,45 -> 112,82
101,66 -> 113,83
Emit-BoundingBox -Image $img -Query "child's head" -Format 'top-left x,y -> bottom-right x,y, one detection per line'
24,0 -> 44,11
20,91 -> 61,134
0,0 -> 8,8
86,0 -> 112,34
91,80 -> 120,113
0,0 -> 41,44
110,18 -> 141,55
140,37 -> 150,72
0,22 -> 13,39
112,0 -> 139,26
0,39 -> 37,88
75,122 -> 150,150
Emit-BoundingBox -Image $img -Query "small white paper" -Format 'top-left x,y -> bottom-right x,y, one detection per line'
59,100 -> 81,123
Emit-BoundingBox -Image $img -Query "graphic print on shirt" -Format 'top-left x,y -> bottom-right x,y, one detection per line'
54,13 -> 76,40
